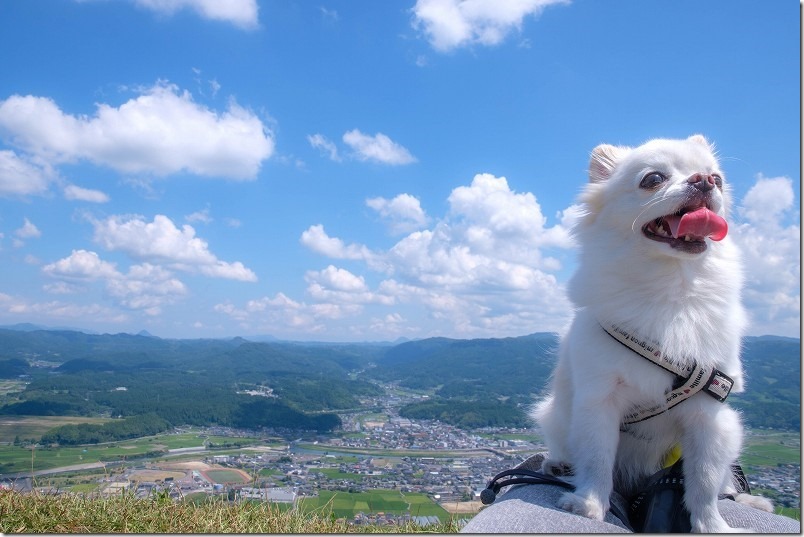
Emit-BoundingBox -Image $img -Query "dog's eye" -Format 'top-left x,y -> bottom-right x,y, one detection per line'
639,172 -> 667,189
712,174 -> 723,189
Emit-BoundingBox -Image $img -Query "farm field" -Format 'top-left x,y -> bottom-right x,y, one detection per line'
0,416 -> 113,444
298,489 -> 450,521
740,431 -> 800,468
203,469 -> 250,484
0,427 -> 265,475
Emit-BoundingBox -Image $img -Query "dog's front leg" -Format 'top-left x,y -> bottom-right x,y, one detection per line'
681,403 -> 749,532
558,394 -> 621,520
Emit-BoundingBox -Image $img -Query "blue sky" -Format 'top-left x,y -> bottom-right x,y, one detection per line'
0,0 -> 799,341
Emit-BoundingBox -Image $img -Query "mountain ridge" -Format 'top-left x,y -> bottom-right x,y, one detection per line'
0,327 -> 798,433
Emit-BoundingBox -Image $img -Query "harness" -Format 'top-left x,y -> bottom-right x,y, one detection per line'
601,322 -> 734,426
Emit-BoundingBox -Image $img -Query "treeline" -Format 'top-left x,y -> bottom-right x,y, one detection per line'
41,413 -> 169,445
0,338 -> 384,441
4,369 -> 352,441
399,398 -> 529,429
39,398 -> 344,446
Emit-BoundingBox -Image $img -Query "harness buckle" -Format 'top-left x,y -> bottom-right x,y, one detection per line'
703,369 -> 733,402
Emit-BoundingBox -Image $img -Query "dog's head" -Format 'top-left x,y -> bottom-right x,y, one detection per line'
576,134 -> 732,258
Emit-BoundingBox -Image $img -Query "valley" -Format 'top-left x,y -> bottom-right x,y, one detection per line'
0,327 -> 799,523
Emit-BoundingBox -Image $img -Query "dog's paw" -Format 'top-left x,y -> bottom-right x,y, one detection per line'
541,458 -> 573,477
734,493 -> 774,513
557,491 -> 606,520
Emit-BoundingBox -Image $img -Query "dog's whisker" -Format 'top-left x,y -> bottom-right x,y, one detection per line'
632,198 -> 666,233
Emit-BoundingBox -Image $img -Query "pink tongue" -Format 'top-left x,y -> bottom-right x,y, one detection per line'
666,207 -> 728,241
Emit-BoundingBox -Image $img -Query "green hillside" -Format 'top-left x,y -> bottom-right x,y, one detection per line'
0,328 -> 798,436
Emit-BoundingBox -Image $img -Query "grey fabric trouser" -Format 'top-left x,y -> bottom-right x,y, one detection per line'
461,454 -> 801,533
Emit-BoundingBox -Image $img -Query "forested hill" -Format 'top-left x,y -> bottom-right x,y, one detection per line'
368,333 -> 800,431
0,328 -> 799,437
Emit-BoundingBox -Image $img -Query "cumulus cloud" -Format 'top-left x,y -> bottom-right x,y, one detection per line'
42,249 -> 187,315
342,129 -> 417,165
215,292 -> 361,334
300,224 -> 377,264
731,175 -> 800,336
412,0 -> 569,52
42,249 -> 118,280
366,194 -> 429,235
294,173 -> 575,338
89,213 -> 257,282
15,218 -> 41,240
0,150 -> 51,196
63,184 -> 110,203
12,217 -> 42,248
0,81 -> 274,180
105,263 -> 188,314
305,265 -> 395,306
132,0 -> 259,30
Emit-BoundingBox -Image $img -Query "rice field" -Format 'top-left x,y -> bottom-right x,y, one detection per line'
740,431 -> 800,467
0,416 -> 114,444
299,489 -> 450,521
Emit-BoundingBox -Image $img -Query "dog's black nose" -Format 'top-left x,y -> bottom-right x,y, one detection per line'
688,173 -> 716,192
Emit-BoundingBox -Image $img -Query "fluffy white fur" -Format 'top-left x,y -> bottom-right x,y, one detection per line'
532,135 -> 773,532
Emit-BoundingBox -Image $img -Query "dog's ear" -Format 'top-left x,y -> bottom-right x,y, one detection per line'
687,134 -> 715,151
589,144 -> 628,183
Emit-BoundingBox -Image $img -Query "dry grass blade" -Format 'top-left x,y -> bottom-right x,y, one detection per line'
0,490 -> 462,533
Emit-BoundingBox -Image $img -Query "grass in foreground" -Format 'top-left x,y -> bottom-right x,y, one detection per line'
0,490 -> 463,533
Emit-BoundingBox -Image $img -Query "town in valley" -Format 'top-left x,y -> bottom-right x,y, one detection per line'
1,383 -> 799,526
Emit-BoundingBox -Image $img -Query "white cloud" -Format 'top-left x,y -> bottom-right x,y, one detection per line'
309,265 -> 368,292
106,263 -> 188,314
0,150 -> 51,196
412,0 -> 570,52
133,0 -> 259,30
300,224 -> 376,263
366,193 -> 429,235
89,213 -> 258,282
42,249 -> 188,315
308,133 -> 341,162
0,293 -> 129,324
412,0 -> 569,52
185,207 -> 213,224
296,173 -> 575,338
42,249 -> 119,280
14,218 -> 41,240
215,292 -> 359,334
64,184 -> 110,203
0,81 -> 274,180
305,265 -> 395,306
731,175 -> 800,336
342,129 -> 417,165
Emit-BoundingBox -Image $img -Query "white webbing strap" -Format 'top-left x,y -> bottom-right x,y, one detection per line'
601,323 -> 734,426
604,323 -> 694,378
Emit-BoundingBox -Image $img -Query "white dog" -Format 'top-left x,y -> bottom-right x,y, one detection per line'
532,135 -> 772,532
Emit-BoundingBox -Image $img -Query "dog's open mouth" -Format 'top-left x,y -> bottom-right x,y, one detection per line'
642,205 -> 728,254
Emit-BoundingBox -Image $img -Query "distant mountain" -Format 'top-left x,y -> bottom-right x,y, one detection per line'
136,330 -> 158,338
371,333 -> 559,395
0,328 -> 798,432
241,334 -> 279,342
730,335 -> 801,430
367,332 -> 800,431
